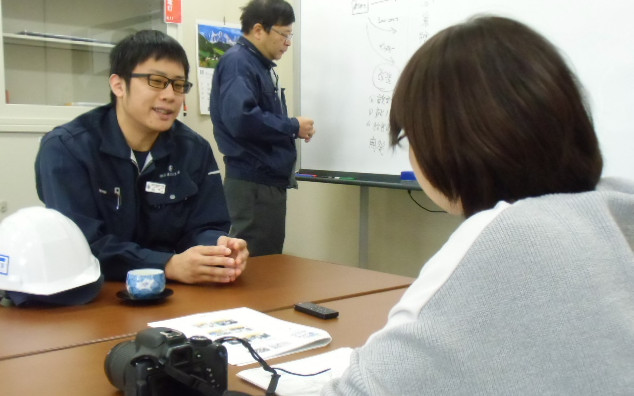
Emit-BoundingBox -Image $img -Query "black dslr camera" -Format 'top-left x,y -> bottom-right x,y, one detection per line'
105,327 -> 228,396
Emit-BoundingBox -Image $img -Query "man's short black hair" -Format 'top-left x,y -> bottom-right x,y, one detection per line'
240,0 -> 295,34
109,30 -> 189,103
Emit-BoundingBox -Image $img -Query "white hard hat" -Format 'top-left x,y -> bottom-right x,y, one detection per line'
0,207 -> 102,304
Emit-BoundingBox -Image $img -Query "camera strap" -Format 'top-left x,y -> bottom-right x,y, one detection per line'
215,337 -> 280,396
162,363 -> 224,396
214,336 -> 334,395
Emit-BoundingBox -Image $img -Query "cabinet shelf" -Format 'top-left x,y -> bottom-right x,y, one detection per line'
0,0 -> 175,117
3,32 -> 114,52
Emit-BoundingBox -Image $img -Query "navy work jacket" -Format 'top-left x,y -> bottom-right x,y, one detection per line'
35,105 -> 230,281
210,36 -> 300,188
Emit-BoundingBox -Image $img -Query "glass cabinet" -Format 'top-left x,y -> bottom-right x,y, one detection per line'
0,0 -> 177,130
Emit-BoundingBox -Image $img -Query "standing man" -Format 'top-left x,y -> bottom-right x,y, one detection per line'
36,30 -> 248,284
210,0 -> 315,256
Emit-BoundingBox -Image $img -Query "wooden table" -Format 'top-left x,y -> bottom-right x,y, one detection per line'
0,289 -> 407,396
0,255 -> 413,360
228,288 -> 406,394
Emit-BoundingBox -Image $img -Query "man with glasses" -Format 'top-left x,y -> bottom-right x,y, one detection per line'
36,30 -> 249,284
211,0 -> 316,257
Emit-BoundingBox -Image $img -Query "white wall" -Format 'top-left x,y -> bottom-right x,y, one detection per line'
0,0 -> 462,278
0,132 -> 44,218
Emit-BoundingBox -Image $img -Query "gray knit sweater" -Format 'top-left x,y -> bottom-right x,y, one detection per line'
322,178 -> 634,395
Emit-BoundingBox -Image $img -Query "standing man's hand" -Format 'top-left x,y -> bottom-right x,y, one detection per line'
164,237 -> 248,284
296,116 -> 316,142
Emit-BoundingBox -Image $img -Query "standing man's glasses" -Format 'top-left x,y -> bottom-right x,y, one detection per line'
130,73 -> 193,94
270,28 -> 293,43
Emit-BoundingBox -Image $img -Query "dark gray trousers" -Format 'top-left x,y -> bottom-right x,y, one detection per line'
223,177 -> 286,256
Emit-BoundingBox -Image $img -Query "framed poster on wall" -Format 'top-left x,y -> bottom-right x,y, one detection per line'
196,21 -> 241,115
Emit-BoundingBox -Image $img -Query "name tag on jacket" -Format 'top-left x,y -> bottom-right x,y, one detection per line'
145,182 -> 166,194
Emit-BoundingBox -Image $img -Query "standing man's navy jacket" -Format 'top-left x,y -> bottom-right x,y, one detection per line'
36,104 -> 230,280
210,36 -> 300,188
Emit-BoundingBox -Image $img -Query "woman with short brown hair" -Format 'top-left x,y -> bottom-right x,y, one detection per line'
323,16 -> 634,396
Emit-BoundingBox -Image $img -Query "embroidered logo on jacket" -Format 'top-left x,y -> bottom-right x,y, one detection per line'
159,165 -> 181,178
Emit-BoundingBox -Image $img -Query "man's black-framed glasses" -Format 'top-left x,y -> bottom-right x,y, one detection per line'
270,28 -> 293,42
130,73 -> 193,94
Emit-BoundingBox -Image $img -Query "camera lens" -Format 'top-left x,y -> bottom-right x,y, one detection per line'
104,339 -> 137,391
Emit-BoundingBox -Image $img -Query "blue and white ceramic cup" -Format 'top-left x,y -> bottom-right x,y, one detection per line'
126,269 -> 165,299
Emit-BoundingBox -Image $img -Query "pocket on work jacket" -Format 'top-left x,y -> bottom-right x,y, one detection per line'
142,176 -> 198,209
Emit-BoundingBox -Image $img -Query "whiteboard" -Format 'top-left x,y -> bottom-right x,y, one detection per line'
298,0 -> 634,180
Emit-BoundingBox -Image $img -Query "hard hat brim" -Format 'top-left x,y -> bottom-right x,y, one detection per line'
6,274 -> 104,307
